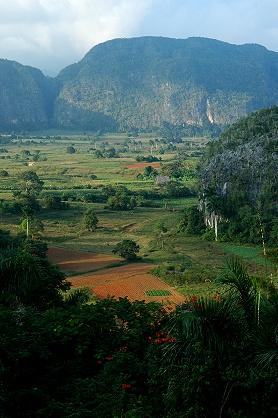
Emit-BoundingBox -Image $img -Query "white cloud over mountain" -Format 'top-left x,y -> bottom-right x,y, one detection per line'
0,0 -> 277,75
0,0 -> 152,74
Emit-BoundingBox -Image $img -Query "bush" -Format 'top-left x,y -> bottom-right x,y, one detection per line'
0,169 -> 9,177
66,146 -> 76,154
42,194 -> 69,210
179,207 -> 206,235
113,240 -> 140,260
107,192 -> 137,211
83,209 -> 99,231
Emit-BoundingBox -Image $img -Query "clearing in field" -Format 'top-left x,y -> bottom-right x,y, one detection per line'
69,263 -> 185,306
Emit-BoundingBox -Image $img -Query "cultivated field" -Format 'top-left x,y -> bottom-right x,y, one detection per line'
0,132 -> 276,303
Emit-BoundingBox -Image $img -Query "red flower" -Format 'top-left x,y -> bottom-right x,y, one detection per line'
105,355 -> 113,361
122,383 -> 132,390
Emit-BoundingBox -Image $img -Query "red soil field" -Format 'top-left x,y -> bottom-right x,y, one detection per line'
126,162 -> 161,170
47,247 -> 120,273
69,263 -> 185,306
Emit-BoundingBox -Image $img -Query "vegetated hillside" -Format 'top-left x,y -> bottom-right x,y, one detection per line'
1,36 -> 278,132
55,36 -> 278,130
0,59 -> 58,131
199,106 -> 278,244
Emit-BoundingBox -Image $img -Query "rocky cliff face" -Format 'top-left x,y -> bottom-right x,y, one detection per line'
1,37 -> 278,131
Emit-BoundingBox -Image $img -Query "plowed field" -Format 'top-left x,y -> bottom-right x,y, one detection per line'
70,263 -> 185,306
48,247 -> 120,273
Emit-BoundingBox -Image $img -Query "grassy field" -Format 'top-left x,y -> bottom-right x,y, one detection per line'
0,133 -> 276,300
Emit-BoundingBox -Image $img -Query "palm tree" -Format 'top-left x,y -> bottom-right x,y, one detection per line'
162,258 -> 278,417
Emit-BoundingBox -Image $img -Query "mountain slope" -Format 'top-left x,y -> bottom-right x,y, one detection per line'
0,59 -> 57,130
199,106 -> 278,244
55,36 -> 278,130
1,36 -> 278,132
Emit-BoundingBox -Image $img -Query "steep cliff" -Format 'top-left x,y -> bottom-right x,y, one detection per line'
55,37 -> 278,130
1,36 -> 278,131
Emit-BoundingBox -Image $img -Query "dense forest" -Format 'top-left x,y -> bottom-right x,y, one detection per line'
0,231 -> 277,417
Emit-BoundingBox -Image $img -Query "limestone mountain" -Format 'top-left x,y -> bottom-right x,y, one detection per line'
1,36 -> 278,131
0,59 -> 57,130
55,37 -> 278,130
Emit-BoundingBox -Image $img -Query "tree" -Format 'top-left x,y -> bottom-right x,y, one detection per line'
0,169 -> 9,177
66,146 -> 76,154
107,191 -> 137,211
144,165 -> 158,178
162,258 -> 278,418
0,240 -> 68,308
83,209 -> 99,231
20,171 -> 44,197
160,121 -> 183,143
20,217 -> 44,239
42,194 -> 68,210
113,239 -> 140,260
161,162 -> 184,178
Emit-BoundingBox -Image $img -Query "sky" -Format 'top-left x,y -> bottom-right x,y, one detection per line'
0,0 -> 278,75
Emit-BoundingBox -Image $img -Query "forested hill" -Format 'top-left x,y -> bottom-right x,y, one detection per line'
0,59 -> 57,130
199,106 -> 278,244
1,36 -> 278,131
55,37 -> 278,130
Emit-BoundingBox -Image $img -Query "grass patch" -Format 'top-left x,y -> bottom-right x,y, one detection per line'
220,243 -> 273,267
145,289 -> 171,296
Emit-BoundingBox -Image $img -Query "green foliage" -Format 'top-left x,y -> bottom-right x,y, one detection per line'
161,161 -> 185,179
152,260 -> 191,286
0,239 -> 68,309
113,239 -> 140,260
20,171 -> 44,197
83,208 -> 99,231
0,169 -> 9,177
143,165 -> 158,178
135,155 -> 160,162
92,147 -> 118,158
19,217 -> 44,238
145,289 -> 171,296
160,122 -> 183,143
200,106 -> 278,245
66,145 -> 76,154
2,38 -> 278,132
15,195 -> 42,216
179,206 -> 206,235
42,194 -> 68,210
0,231 -> 277,417
107,190 -> 138,211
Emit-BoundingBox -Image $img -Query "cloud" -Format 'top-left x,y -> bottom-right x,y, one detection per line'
140,0 -> 278,51
0,0 -> 152,74
0,0 -> 277,75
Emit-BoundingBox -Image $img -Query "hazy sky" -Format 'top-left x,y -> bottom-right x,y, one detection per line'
0,0 -> 278,75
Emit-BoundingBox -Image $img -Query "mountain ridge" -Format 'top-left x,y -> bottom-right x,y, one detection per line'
1,36 -> 278,132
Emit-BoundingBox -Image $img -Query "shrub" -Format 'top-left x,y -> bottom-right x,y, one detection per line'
83,209 -> 99,231
0,170 -> 9,177
113,240 -> 140,261
66,146 -> 76,154
42,195 -> 69,210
